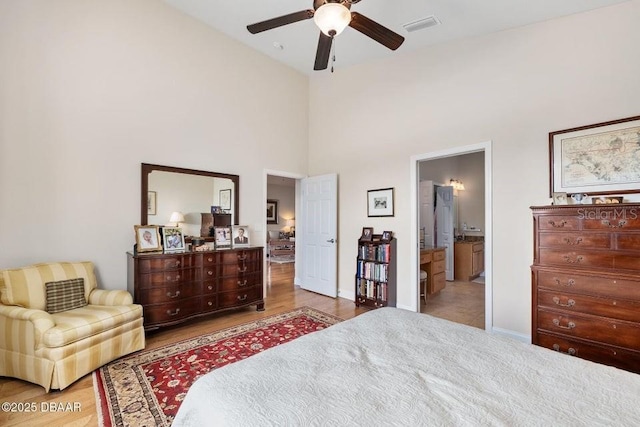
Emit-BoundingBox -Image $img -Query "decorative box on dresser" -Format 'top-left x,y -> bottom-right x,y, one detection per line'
128,247 -> 264,330
531,204 -> 640,373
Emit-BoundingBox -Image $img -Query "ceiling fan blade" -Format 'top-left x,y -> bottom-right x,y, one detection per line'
348,12 -> 405,50
247,10 -> 314,34
314,32 -> 333,71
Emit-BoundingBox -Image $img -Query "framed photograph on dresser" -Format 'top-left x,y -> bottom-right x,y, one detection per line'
214,226 -> 232,249
161,227 -> 185,252
134,225 -> 162,252
232,225 -> 250,248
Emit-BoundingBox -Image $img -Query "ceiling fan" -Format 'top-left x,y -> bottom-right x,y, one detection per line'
247,0 -> 405,71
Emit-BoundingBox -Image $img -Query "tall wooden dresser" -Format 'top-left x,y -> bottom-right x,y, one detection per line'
128,247 -> 264,330
531,204 -> 640,373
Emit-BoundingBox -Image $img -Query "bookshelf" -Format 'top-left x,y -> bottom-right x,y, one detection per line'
355,234 -> 397,309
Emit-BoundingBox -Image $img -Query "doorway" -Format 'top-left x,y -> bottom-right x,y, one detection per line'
266,173 -> 299,291
410,142 -> 493,331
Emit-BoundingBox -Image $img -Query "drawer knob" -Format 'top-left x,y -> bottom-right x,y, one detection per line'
166,290 -> 181,298
166,308 -> 181,316
552,344 -> 576,356
562,255 -> 583,264
548,220 -> 567,228
207,257 -> 214,262
237,294 -> 247,301
238,255 -> 247,261
208,285 -> 213,291
208,301 -> 213,306
175,261 -> 181,267
238,266 -> 247,273
237,280 -> 248,287
552,297 -> 575,307
166,275 -> 181,282
552,318 -> 576,330
207,270 -> 214,276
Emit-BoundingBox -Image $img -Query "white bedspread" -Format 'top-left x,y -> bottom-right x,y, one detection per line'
174,308 -> 640,426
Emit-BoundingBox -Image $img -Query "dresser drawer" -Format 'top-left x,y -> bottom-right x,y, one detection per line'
220,249 -> 261,264
582,214 -> 640,230
419,251 -> 431,264
137,255 -> 196,272
138,268 -> 200,288
432,260 -> 445,274
432,250 -> 445,262
138,283 -> 201,305
218,286 -> 261,309
538,249 -> 614,269
537,216 -> 580,231
538,232 -> 611,249
537,289 -> 640,322
143,297 -> 201,325
537,309 -> 640,349
220,260 -> 261,276
535,332 -> 640,373
219,272 -> 261,292
430,271 -> 446,294
535,269 -> 640,300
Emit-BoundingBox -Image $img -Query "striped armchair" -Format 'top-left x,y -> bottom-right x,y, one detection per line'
0,261 -> 145,392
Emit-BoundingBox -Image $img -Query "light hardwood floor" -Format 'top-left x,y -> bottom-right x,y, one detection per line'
0,263 -> 483,426
421,279 -> 486,329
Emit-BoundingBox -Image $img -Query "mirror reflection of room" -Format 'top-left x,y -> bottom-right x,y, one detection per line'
145,167 -> 236,239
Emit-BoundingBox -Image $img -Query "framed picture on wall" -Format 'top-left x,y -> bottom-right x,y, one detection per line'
147,191 -> 157,215
219,189 -> 232,210
367,188 -> 394,217
267,199 -> 279,224
549,115 -> 640,196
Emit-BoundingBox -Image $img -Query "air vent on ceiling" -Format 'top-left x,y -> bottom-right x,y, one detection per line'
402,15 -> 441,33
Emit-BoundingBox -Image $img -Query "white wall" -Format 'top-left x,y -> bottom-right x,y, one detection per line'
0,0 -> 309,288
308,1 -> 640,335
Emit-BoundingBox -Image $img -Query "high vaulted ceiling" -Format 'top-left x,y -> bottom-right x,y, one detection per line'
164,0 -> 629,75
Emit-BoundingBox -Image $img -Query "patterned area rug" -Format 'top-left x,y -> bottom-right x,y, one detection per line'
93,307 -> 342,427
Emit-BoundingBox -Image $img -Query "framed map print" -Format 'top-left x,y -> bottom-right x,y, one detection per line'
549,115 -> 640,196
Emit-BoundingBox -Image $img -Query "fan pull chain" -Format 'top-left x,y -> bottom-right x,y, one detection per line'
331,39 -> 336,73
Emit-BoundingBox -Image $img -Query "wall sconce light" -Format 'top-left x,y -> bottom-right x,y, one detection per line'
169,211 -> 185,227
449,179 -> 465,191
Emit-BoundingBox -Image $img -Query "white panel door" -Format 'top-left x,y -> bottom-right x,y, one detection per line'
299,174 -> 338,297
436,185 -> 455,281
419,180 -> 434,247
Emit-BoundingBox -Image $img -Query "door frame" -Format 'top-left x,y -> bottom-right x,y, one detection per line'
264,169 -> 306,292
409,141 -> 493,331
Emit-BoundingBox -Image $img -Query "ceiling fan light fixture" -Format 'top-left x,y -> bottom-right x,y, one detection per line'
314,3 -> 351,37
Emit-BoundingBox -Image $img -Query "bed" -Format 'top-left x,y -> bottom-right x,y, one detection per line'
173,308 -> 640,426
